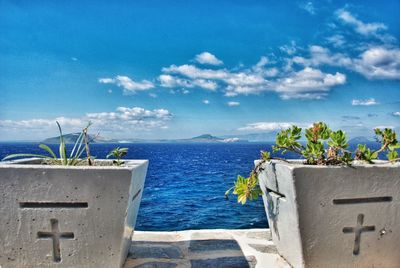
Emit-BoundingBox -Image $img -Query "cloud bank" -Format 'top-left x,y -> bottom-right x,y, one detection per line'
0,107 -> 172,137
352,98 -> 378,106
99,76 -> 154,93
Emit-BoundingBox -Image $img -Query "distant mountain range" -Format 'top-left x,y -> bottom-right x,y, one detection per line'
348,136 -> 375,144
42,133 -> 117,144
42,133 -> 379,144
42,133 -> 249,144
176,134 -> 245,143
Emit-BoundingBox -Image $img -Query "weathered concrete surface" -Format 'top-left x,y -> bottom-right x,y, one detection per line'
124,229 -> 290,268
258,160 -> 400,268
0,158 -> 148,268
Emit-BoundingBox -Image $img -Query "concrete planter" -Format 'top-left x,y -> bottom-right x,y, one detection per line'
258,159 -> 400,268
0,158 -> 148,268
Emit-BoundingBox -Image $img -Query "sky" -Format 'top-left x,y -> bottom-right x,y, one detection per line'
0,0 -> 399,141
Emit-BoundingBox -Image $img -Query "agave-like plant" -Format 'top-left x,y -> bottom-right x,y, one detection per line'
2,121 -> 92,165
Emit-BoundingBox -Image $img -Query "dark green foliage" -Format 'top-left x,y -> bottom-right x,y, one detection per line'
227,122 -> 400,204
355,144 -> 378,163
107,147 -> 129,166
305,122 -> 330,142
273,125 -> 303,155
387,150 -> 399,161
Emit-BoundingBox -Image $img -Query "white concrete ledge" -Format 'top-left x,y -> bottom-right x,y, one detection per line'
125,229 -> 290,268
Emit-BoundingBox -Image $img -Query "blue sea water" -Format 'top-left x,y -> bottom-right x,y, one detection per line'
0,142 -> 276,231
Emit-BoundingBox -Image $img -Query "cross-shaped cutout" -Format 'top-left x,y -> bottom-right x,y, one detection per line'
37,219 -> 74,262
343,214 -> 375,255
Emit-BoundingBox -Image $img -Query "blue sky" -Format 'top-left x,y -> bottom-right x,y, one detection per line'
0,0 -> 399,140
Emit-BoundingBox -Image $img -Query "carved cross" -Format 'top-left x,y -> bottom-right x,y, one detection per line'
342,214 -> 375,255
37,219 -> 74,262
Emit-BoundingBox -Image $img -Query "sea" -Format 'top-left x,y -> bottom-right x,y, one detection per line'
0,142 -> 381,231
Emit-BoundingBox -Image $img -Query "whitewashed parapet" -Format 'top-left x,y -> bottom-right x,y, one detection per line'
0,159 -> 148,268
258,160 -> 400,268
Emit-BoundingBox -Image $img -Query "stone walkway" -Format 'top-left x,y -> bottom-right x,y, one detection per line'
124,229 -> 290,268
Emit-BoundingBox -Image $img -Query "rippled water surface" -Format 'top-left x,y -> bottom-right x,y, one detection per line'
0,143 -> 276,231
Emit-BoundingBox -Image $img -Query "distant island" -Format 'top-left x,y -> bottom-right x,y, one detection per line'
348,136 -> 375,144
178,134 -> 245,143
42,133 -> 379,145
42,133 -> 249,144
43,133 -> 117,144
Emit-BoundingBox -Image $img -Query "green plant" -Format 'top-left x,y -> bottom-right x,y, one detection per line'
226,122 -> 400,204
355,144 -> 377,163
2,121 -> 93,165
106,147 -> 129,166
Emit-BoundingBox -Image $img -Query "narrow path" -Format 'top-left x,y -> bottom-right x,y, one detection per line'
124,229 -> 290,268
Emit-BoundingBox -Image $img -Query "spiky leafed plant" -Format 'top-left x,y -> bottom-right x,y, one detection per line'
2,121 -> 93,165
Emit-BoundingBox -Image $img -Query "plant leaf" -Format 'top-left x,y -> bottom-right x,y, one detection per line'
56,121 -> 68,165
70,132 -> 84,159
2,153 -> 52,161
38,144 -> 57,159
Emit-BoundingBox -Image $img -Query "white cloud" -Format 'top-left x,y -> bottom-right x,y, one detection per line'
252,57 -> 278,77
87,107 -> 171,122
274,67 -> 346,99
289,9 -> 400,80
0,107 -> 172,136
159,74 -> 193,88
279,92 -> 327,100
227,101 -> 240,106
225,91 -> 238,97
158,74 -> 217,90
162,64 -> 268,96
352,47 -> 400,80
223,72 -> 267,96
292,45 -> 400,80
292,45 -> 352,67
280,41 -> 297,55
202,99 -> 210,105
0,117 -> 84,130
162,64 -> 228,80
337,9 -> 386,37
392,112 -> 400,117
99,78 -> 114,83
286,11 -> 400,81
149,93 -> 158,98
326,34 -> 346,47
352,98 -> 378,106
238,122 -> 301,131
99,75 -> 154,93
161,56 -> 346,100
300,2 -> 315,15
192,79 -> 218,90
253,56 -> 269,68
336,9 -> 396,44
195,52 -> 223,65
264,68 -> 279,77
